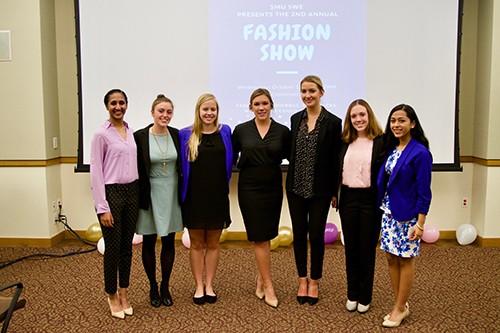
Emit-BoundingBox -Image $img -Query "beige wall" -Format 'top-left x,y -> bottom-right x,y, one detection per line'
0,0 -> 46,159
0,0 -> 499,240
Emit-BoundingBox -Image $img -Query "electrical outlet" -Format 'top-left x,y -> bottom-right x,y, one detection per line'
52,137 -> 58,149
57,199 -> 62,207
462,197 -> 469,208
52,200 -> 59,222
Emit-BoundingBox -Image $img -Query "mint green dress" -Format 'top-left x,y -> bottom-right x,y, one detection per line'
136,132 -> 183,236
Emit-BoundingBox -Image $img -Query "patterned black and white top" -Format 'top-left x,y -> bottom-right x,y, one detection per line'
292,110 -> 325,198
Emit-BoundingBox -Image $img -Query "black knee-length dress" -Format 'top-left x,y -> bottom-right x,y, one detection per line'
182,132 -> 231,229
232,119 -> 290,241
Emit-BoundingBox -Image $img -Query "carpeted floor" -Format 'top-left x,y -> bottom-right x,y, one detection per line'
0,243 -> 498,332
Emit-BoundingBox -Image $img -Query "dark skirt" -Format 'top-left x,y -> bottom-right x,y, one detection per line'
238,165 -> 282,242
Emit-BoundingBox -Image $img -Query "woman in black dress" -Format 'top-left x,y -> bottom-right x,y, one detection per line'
179,93 -> 233,305
232,88 -> 290,308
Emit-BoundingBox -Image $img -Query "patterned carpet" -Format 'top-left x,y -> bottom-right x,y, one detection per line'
0,243 -> 498,332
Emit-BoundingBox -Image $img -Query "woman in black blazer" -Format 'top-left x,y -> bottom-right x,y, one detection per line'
338,99 -> 384,314
134,94 -> 183,308
286,75 -> 342,305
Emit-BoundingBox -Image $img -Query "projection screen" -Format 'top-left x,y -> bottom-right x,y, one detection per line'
75,0 -> 462,171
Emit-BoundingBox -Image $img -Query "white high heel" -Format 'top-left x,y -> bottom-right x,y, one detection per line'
107,297 -> 125,319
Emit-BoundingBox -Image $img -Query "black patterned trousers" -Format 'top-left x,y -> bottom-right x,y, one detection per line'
99,181 -> 139,295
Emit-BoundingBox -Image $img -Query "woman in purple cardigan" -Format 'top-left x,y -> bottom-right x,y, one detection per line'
178,93 -> 232,305
377,104 -> 432,328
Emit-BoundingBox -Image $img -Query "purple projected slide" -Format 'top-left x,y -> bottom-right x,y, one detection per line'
209,0 -> 366,127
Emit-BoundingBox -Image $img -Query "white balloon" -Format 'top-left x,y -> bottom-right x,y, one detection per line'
340,231 -> 345,246
456,224 -> 477,245
97,237 -> 105,255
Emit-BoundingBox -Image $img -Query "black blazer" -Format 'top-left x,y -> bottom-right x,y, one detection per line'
338,135 -> 386,202
286,107 -> 342,198
134,124 -> 182,210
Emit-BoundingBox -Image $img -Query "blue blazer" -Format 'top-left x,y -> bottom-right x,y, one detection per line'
377,138 -> 432,221
178,124 -> 233,203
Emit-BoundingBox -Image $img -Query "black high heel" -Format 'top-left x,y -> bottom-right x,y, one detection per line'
297,277 -> 308,305
307,281 -> 319,305
307,296 -> 319,305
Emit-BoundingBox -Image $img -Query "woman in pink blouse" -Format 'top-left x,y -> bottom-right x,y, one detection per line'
90,89 -> 139,319
338,99 -> 384,314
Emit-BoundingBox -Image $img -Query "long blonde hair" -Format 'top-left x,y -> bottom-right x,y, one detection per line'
187,93 -> 220,161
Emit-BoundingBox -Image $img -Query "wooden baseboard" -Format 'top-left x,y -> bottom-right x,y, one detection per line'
1,230 -> 499,248
477,236 -> 500,247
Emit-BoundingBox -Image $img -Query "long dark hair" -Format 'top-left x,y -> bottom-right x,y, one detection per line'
384,104 -> 429,149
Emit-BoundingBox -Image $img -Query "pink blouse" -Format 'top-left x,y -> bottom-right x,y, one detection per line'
342,137 -> 373,188
90,120 -> 138,214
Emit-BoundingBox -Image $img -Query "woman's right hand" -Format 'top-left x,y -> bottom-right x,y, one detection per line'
99,212 -> 114,227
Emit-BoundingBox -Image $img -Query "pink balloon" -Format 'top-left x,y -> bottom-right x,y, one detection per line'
324,223 -> 338,244
421,225 -> 440,243
182,229 -> 191,248
132,233 -> 143,245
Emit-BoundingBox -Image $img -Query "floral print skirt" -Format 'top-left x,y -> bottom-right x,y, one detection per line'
380,210 -> 420,258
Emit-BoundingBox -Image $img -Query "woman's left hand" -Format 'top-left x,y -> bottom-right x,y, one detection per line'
409,226 -> 423,241
331,196 -> 337,208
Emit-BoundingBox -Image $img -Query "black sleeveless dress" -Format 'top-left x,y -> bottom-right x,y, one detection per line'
182,132 -> 231,229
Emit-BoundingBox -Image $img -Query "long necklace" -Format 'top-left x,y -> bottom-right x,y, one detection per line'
151,130 -> 168,171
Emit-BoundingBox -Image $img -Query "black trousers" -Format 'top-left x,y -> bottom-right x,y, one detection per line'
99,181 -> 139,295
287,191 -> 331,280
339,186 -> 381,305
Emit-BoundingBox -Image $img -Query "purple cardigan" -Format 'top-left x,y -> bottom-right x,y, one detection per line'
178,124 -> 233,202
377,138 -> 432,221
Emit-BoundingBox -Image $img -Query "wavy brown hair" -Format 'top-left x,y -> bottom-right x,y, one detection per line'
342,99 -> 383,143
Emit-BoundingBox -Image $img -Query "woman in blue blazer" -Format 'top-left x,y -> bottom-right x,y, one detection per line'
377,104 -> 432,328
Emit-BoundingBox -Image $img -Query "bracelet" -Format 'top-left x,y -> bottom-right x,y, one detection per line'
415,223 -> 425,231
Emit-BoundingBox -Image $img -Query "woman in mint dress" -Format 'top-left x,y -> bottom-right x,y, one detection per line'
134,94 -> 183,308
